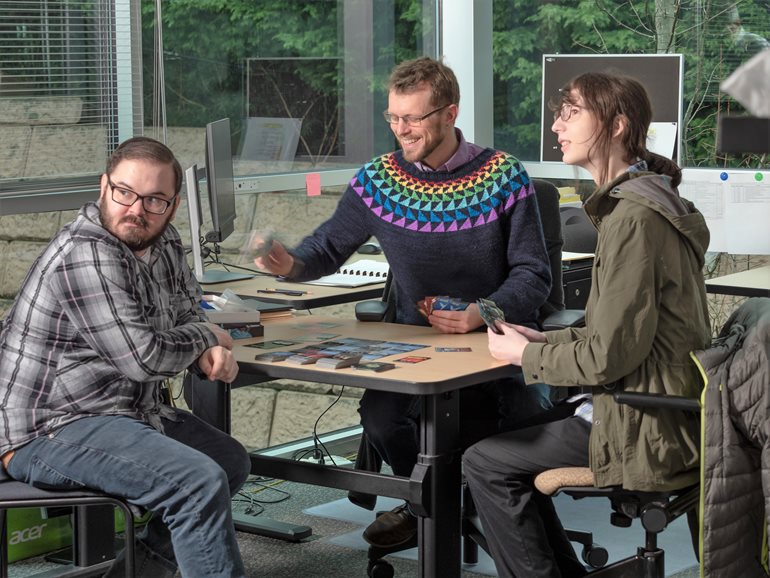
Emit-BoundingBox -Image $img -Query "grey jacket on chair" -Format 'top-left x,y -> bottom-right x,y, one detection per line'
699,297 -> 770,578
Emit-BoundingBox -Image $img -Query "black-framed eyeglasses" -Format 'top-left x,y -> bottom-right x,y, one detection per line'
382,104 -> 451,127
107,177 -> 175,215
553,104 -> 583,122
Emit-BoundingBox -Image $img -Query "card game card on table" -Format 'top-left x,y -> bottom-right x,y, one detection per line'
254,351 -> 294,363
477,297 -> 505,334
396,355 -> 430,364
353,362 -> 396,372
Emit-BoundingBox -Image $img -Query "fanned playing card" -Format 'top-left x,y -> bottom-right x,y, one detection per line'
477,298 -> 505,334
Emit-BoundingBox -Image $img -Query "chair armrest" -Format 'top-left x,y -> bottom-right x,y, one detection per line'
355,300 -> 391,322
613,392 -> 700,413
542,309 -> 585,330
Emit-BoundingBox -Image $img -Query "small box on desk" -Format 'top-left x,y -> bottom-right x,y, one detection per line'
221,322 -> 264,339
718,116 -> 770,154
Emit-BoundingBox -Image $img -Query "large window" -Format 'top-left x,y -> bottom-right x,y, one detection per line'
0,0 -> 140,208
491,0 -> 770,170
143,0 -> 437,180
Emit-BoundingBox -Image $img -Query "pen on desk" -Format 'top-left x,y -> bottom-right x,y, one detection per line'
258,288 -> 308,296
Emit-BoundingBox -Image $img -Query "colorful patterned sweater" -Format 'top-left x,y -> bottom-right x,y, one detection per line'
291,148 -> 551,327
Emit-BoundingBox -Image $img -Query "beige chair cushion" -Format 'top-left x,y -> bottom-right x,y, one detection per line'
534,467 -> 595,496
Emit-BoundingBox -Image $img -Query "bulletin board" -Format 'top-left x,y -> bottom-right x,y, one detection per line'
541,54 -> 684,164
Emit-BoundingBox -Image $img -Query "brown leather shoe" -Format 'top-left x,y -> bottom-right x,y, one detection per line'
362,503 -> 418,548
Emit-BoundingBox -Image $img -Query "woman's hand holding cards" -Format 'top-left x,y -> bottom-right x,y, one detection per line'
487,322 -> 545,366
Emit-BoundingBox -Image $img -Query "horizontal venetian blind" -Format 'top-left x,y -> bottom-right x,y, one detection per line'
0,0 -> 140,200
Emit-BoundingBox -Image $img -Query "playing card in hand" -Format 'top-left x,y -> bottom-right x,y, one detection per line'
477,298 -> 505,334
416,296 -> 469,318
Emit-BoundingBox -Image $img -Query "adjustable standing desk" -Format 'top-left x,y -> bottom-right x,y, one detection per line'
705,265 -> 770,298
232,316 -> 513,578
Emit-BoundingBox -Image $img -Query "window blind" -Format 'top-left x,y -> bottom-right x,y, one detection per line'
0,0 -> 141,200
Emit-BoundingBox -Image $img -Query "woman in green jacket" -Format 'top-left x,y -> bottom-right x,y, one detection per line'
463,72 -> 711,578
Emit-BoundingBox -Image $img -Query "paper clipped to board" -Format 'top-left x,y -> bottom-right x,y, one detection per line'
301,259 -> 390,288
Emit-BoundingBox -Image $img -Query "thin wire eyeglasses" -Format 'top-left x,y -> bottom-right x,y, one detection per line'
553,104 -> 583,122
382,104 -> 450,126
107,177 -> 175,215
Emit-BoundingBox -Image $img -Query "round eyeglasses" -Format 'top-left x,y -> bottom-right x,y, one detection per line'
382,104 -> 450,127
553,104 -> 583,122
107,177 -> 175,215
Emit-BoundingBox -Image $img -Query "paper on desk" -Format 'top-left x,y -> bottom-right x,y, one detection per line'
721,48 -> 770,116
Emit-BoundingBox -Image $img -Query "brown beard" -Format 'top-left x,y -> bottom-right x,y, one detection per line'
100,206 -> 170,252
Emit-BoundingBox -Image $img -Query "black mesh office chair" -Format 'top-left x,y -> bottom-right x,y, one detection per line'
352,178 -> 585,577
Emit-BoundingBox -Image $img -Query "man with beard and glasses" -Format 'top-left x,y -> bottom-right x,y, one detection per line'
0,137 -> 250,578
253,57 -> 552,549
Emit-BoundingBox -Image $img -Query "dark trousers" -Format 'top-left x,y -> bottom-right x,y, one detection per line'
358,374 -> 551,477
462,402 -> 591,578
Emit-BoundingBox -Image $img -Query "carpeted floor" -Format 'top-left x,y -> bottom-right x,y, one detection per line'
8,476 -> 700,577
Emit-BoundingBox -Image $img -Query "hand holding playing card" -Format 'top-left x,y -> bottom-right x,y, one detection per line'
487,322 -> 530,366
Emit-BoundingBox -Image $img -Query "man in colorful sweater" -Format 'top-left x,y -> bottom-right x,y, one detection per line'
256,56 -> 552,547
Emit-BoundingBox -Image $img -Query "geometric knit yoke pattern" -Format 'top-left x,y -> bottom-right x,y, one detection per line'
351,149 -> 532,233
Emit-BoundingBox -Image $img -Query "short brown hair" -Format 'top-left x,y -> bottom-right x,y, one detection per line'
106,136 -> 183,195
388,57 -> 460,108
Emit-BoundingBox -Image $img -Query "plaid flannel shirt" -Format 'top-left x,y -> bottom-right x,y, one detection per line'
0,202 -> 218,455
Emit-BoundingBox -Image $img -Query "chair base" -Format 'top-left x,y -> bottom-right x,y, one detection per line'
587,546 -> 664,578
366,534 -> 418,578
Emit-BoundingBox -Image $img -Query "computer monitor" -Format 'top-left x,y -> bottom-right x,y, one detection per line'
205,118 -> 237,243
185,118 -> 253,285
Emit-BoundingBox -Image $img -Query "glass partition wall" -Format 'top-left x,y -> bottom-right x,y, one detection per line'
3,1 -> 768,208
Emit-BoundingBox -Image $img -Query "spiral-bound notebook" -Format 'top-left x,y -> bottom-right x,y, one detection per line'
302,259 -> 390,288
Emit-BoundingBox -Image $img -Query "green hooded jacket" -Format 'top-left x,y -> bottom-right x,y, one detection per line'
522,170 -> 711,491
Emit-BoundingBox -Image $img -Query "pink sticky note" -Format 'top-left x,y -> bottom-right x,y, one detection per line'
306,173 -> 321,197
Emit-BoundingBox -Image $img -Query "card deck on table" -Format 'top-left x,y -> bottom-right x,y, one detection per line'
316,353 -> 363,369
286,354 -> 325,365
435,347 -> 472,352
353,362 -> 396,372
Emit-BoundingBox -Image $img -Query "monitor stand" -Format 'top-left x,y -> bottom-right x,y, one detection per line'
197,270 -> 254,285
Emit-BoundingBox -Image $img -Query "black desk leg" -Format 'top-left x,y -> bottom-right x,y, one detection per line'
418,392 -> 461,578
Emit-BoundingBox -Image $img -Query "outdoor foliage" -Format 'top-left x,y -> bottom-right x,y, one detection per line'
142,0 -> 770,167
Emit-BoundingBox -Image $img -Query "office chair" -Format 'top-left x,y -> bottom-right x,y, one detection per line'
462,391 -> 701,578
0,319 -> 135,577
351,178 -> 585,577
0,477 -> 136,578
560,205 -> 598,254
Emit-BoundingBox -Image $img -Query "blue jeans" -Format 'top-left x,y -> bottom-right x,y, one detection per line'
7,408 -> 250,578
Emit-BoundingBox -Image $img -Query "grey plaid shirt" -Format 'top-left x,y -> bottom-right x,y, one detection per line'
0,202 -> 218,455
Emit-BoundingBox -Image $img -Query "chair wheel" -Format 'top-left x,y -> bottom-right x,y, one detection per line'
581,543 -> 609,569
367,559 -> 394,578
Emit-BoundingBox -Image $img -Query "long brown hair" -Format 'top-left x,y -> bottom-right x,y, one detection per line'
549,72 -> 682,187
